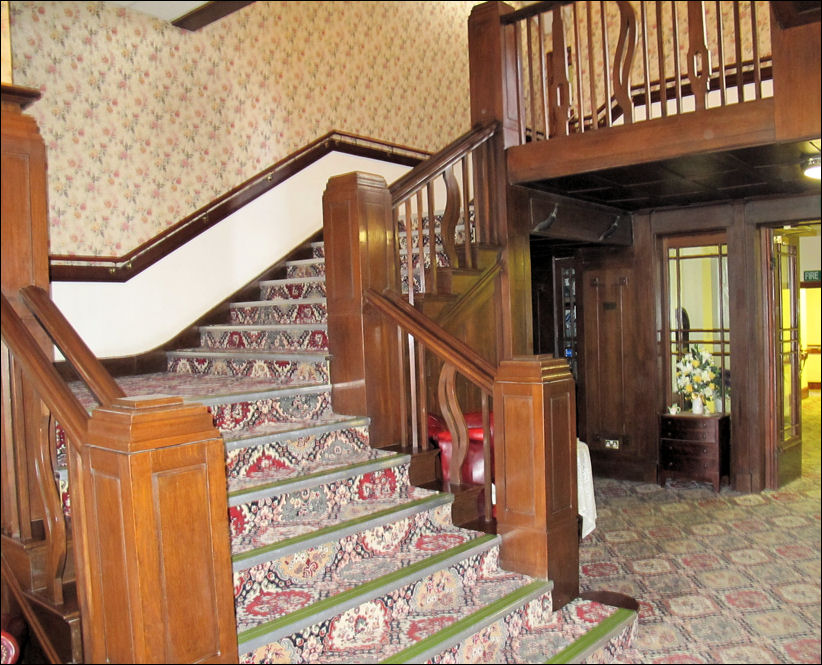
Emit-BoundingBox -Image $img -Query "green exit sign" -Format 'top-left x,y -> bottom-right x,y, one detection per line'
804,270 -> 821,282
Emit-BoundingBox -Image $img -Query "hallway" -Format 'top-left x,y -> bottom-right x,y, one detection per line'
579,393 -> 821,663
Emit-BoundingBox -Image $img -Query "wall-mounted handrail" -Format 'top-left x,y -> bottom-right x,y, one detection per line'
50,130 -> 429,282
20,286 -> 125,405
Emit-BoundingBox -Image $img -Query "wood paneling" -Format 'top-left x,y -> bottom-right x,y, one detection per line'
494,356 -> 578,609
323,173 -> 403,447
83,396 -> 237,663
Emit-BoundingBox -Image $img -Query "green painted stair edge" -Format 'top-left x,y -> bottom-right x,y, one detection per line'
227,451 -> 408,503
232,492 -> 451,566
544,607 -> 638,664
237,532 -> 499,648
380,579 -> 551,664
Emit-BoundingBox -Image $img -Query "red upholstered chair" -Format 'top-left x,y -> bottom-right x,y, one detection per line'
429,412 -> 494,486
1,630 -> 19,665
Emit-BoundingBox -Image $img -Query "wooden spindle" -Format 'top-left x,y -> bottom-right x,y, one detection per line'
515,21 -> 527,144
672,0 -> 682,113
687,1 -> 710,111
656,1 -> 668,117
538,12 -> 550,139
405,199 -> 415,304
526,16 -> 536,140
416,190 -> 426,294
552,5 -> 572,136
573,2 -> 585,132
397,325 -> 409,449
614,1 -> 637,123
733,2 -> 744,102
587,1 -> 599,128
427,181 -> 438,291
750,1 -> 761,99
600,1 -> 613,127
417,344 -> 428,452
641,1 -> 652,119
461,155 -> 472,270
715,0 -> 727,106
481,392 -> 492,522
36,408 -> 66,605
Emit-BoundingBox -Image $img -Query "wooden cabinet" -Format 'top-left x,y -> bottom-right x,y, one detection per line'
658,413 -> 730,491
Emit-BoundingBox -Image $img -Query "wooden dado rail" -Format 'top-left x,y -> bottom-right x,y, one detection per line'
502,0 -> 772,143
1,289 -> 237,663
322,170 -> 581,608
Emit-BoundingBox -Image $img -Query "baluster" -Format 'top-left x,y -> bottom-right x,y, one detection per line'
36,407 -> 66,605
671,0 -> 682,113
656,1 -> 668,117
526,16 -> 537,140
481,392 -> 493,522
687,1 -> 711,111
515,21 -> 527,144
715,0 -> 727,106
438,363 -> 468,486
750,1 -> 761,99
538,12 -> 549,139
441,168 -> 461,268
641,1 -> 651,120
461,155 -> 473,270
416,190 -> 426,295
417,345 -> 428,452
599,1 -> 613,127
587,1 -> 598,128
393,206 -> 403,297
472,143 -> 489,245
397,325 -> 409,449
427,181 -> 438,292
551,5 -> 572,136
408,334 -> 420,449
614,1 -> 638,123
405,199 -> 415,302
733,2 -> 744,102
572,2 -> 585,132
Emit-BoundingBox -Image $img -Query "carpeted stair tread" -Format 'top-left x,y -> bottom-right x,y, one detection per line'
239,545 -> 548,664
222,414 -> 369,450
259,276 -> 327,301
198,323 -> 328,351
167,348 -> 330,382
229,298 -> 327,325
226,448 -> 406,497
231,488 -> 451,568
233,505 -> 494,637
167,347 -> 330,361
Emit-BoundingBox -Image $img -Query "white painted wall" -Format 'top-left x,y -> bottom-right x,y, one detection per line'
51,153 -> 412,359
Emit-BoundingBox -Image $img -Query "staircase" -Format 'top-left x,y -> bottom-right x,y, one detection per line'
59,240 -> 638,663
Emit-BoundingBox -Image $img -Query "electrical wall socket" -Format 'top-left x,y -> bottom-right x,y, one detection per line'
604,439 -> 620,450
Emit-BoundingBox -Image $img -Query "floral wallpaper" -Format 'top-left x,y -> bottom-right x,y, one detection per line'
10,1 -> 480,257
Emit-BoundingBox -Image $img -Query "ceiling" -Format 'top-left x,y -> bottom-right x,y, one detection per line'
528,138 -> 822,213
106,1 -> 252,30
107,1 -> 208,22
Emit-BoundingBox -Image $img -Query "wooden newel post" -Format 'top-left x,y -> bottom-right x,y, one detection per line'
322,172 -> 402,446
82,395 -> 237,664
493,355 -> 579,609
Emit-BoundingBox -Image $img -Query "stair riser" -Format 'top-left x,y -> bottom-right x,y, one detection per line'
199,328 -> 328,352
167,356 -> 329,383
260,282 -> 326,301
286,262 -> 325,279
238,545 -> 526,664
230,302 -> 327,325
226,424 -> 371,480
230,465 -> 411,543
233,503 -> 473,632
209,391 -> 333,433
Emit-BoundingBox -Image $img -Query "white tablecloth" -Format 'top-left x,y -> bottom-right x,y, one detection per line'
577,439 -> 597,539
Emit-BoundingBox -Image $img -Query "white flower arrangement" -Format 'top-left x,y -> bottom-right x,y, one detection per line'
675,346 -> 720,404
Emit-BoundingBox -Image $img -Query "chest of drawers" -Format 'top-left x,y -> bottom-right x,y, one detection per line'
658,413 -> 730,491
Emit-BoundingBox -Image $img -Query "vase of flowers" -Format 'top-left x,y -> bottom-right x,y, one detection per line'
675,346 -> 719,414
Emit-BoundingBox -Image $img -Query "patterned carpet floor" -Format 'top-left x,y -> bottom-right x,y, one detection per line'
579,393 -> 821,664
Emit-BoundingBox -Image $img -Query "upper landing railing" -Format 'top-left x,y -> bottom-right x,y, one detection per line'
507,0 -> 772,142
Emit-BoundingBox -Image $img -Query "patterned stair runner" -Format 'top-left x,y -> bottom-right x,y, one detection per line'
62,240 -> 637,662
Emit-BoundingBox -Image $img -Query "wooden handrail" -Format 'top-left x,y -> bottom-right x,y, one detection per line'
364,288 -> 495,392
49,130 -> 430,282
1,292 -> 89,445
389,121 -> 498,205
20,286 -> 125,405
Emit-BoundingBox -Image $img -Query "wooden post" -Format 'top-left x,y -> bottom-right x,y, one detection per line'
322,172 -> 403,447
493,356 -> 579,609
82,395 -> 237,664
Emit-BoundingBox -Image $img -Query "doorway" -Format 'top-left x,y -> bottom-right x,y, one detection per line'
764,222 -> 821,487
